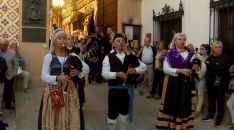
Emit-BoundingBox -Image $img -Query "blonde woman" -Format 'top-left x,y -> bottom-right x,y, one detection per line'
147,40 -> 167,99
156,33 -> 195,130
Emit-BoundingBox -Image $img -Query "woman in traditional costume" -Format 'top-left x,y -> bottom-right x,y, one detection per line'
156,33 -> 196,130
38,29 -> 80,130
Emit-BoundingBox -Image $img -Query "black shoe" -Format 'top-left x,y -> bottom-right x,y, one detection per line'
202,116 -> 214,122
214,121 -> 221,128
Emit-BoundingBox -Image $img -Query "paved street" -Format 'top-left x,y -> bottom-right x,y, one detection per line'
0,82 -> 232,130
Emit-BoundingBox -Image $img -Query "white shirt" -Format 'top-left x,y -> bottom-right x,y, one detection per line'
163,51 -> 189,77
141,46 -> 153,64
78,56 -> 90,78
41,53 -> 90,84
102,52 -> 146,80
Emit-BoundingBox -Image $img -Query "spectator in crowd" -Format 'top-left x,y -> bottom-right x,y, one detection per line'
38,29 -> 80,130
190,44 -> 211,117
132,40 -> 141,57
93,26 -> 104,83
186,43 -> 195,56
9,43 -> 31,92
65,34 -> 79,53
124,38 -> 134,55
202,41 -> 229,127
103,26 -> 115,56
102,33 -> 146,130
147,40 -> 166,99
227,64 -> 234,129
190,58 -> 206,117
198,44 -> 211,61
0,38 -> 18,110
76,38 -> 87,55
156,33 -> 195,130
138,36 -> 156,95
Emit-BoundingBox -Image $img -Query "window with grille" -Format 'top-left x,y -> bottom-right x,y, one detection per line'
210,0 -> 234,64
153,1 -> 184,47
159,18 -> 182,46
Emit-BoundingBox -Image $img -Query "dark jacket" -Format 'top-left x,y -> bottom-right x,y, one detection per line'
205,54 -> 229,78
108,52 -> 140,86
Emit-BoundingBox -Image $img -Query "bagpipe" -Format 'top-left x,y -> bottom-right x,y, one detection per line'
123,52 -> 145,87
66,48 -> 86,88
65,47 -> 83,74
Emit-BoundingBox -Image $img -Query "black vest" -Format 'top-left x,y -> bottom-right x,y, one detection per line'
108,52 -> 140,86
50,52 -> 69,75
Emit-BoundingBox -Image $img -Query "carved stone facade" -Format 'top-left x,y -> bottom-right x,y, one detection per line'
57,0 -> 96,37
55,0 -> 142,40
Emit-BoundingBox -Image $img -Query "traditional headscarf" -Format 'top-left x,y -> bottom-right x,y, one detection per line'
168,33 -> 187,49
49,28 -> 66,52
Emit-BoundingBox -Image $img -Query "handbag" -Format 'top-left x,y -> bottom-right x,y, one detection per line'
49,84 -> 65,108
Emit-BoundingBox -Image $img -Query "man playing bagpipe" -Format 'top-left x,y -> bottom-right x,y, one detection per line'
102,33 -> 146,130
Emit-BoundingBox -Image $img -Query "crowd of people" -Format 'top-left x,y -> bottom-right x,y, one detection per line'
0,24 -> 234,130
0,37 -> 30,129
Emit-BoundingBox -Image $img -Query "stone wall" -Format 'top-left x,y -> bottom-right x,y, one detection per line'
0,0 -> 20,43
